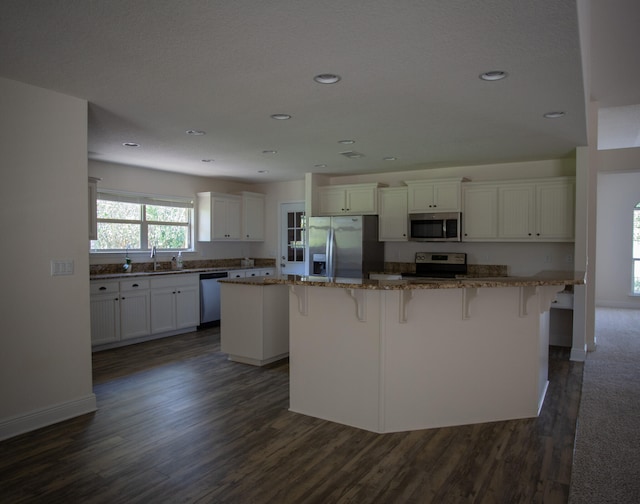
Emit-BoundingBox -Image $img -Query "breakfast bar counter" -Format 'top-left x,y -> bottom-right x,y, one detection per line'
220,271 -> 584,433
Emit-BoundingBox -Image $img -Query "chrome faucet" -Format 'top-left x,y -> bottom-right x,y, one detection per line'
150,245 -> 157,271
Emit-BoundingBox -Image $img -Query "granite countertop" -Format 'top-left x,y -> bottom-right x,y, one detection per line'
90,266 -> 262,280
219,271 -> 585,290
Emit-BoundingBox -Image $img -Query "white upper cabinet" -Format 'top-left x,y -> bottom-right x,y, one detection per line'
462,184 -> 499,241
497,178 -> 574,242
241,191 -> 265,241
317,183 -> 381,215
198,192 -> 242,241
463,177 -> 575,242
405,179 -> 462,213
198,191 -> 265,241
378,187 -> 408,241
535,179 -> 575,241
498,184 -> 536,240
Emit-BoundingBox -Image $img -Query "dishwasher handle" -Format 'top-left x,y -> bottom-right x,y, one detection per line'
200,272 -> 229,280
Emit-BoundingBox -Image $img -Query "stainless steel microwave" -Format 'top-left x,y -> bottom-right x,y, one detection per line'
408,212 -> 462,242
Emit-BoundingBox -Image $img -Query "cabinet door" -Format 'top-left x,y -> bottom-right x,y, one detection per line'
120,290 -> 151,340
175,284 -> 199,329
498,184 -> 535,240
150,287 -> 177,334
345,186 -> 377,214
407,183 -> 435,212
378,188 -> 408,241
536,181 -> 575,241
90,293 -> 120,345
211,198 -> 230,239
432,182 -> 461,211
462,186 -> 498,240
226,197 -> 242,239
242,193 -> 265,240
318,187 -> 346,215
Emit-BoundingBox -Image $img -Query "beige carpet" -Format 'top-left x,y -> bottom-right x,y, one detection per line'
569,307 -> 640,503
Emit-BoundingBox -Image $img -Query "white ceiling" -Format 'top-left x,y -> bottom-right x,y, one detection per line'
0,1 -> 636,183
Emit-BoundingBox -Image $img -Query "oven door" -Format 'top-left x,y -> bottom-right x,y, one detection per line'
409,213 -> 461,241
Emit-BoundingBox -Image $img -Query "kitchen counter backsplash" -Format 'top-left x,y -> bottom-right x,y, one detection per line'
383,262 -> 508,278
90,257 -> 275,276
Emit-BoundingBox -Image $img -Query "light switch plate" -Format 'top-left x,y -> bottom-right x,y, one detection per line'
51,259 -> 74,276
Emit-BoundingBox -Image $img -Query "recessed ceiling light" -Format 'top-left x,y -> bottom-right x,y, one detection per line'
314,164 -> 327,168
257,170 -> 269,173
262,150 -> 277,154
270,114 -> 291,120
479,70 -> 508,81
383,156 -> 397,161
314,73 -> 341,84
340,151 -> 364,159
338,139 -> 355,144
201,159 -> 214,163
122,142 -> 140,147
186,129 -> 206,135
543,111 -> 566,119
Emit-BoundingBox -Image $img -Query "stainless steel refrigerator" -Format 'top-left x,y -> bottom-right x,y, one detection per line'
307,215 -> 384,278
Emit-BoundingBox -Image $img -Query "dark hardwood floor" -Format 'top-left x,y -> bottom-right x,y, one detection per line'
0,328 -> 583,503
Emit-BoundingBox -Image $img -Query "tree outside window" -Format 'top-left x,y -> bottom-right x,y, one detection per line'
91,192 -> 193,252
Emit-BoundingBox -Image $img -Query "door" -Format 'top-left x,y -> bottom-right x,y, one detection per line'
280,202 -> 306,275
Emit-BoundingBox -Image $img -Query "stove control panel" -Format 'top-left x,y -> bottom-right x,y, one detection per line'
415,252 -> 466,265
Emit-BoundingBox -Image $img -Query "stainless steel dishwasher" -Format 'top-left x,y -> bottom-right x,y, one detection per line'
199,272 -> 228,327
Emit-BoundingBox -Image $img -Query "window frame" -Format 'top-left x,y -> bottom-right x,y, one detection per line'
91,190 -> 195,254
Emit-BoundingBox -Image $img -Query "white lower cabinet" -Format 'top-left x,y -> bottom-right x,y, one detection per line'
221,282 -> 289,366
244,268 -> 276,278
150,274 -> 199,334
91,273 -> 198,349
90,281 -> 120,345
119,279 -> 151,340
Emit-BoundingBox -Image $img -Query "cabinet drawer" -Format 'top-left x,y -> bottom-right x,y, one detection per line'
119,279 -> 150,291
150,274 -> 199,289
90,281 -> 119,295
228,270 -> 246,278
551,292 -> 574,310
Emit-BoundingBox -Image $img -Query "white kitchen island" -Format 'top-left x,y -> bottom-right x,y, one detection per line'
221,272 -> 584,433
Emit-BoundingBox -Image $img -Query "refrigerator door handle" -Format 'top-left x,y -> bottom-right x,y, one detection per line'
327,227 -> 336,277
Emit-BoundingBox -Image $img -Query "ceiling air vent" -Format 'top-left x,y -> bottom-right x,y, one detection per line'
340,151 -> 365,159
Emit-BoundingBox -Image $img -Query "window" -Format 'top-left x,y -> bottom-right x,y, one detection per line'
287,211 -> 305,263
634,203 -> 640,294
91,191 -> 194,252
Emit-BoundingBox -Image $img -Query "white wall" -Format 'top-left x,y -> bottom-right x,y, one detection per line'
0,78 -> 96,439
596,153 -> 640,308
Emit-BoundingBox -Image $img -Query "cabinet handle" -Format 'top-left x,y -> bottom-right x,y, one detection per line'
99,286 -> 107,290
121,296 -> 125,300
132,283 -> 139,287
177,290 -> 181,294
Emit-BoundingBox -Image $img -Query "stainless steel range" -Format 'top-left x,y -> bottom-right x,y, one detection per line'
404,252 -> 467,278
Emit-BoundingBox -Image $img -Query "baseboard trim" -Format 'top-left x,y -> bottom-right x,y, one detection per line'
570,346 -> 587,362
0,393 -> 97,441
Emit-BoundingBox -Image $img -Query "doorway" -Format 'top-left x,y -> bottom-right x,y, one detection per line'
279,202 -> 306,276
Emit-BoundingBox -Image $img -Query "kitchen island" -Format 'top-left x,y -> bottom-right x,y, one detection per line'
221,271 -> 584,433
